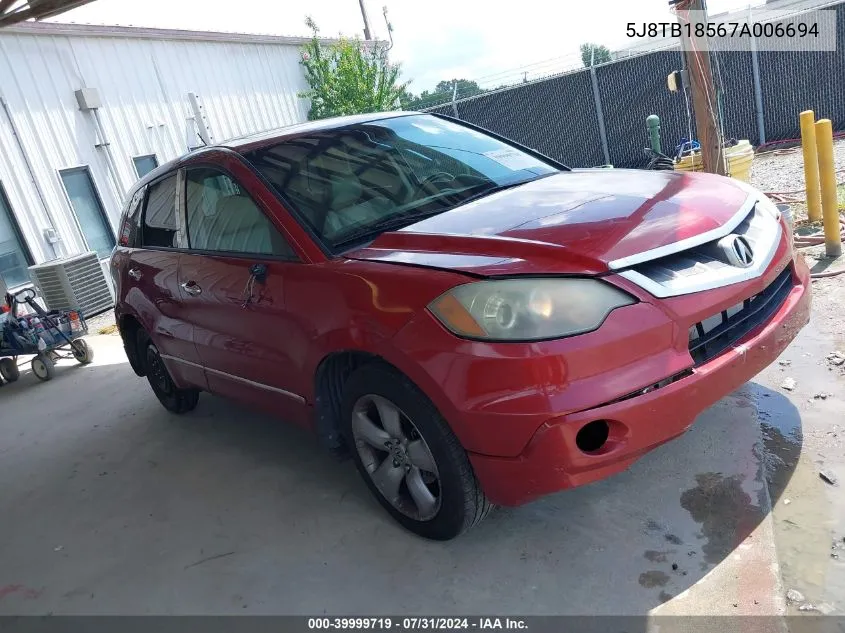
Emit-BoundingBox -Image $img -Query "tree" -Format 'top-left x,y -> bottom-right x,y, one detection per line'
398,87 -> 421,110
298,17 -> 409,120
400,78 -> 485,111
580,43 -> 612,67
433,79 -> 484,100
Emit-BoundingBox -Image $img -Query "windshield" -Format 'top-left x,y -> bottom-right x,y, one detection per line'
243,114 -> 560,250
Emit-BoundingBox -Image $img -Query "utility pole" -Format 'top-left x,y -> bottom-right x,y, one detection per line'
676,0 -> 726,175
358,0 -> 372,40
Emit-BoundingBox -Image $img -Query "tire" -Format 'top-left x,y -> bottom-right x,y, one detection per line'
31,354 -> 55,382
0,358 -> 20,382
340,363 -> 492,540
71,339 -> 95,364
137,330 -> 199,414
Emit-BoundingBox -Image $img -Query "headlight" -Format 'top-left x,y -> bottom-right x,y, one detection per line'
428,278 -> 636,341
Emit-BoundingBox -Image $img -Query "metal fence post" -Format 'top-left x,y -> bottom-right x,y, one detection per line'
451,81 -> 459,118
589,65 -> 611,166
749,10 -> 767,145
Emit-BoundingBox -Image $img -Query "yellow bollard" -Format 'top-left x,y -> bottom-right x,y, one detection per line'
800,110 -> 822,223
815,118 -> 842,258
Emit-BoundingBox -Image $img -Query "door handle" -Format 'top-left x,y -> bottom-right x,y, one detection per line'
181,281 -> 202,296
128,268 -> 142,281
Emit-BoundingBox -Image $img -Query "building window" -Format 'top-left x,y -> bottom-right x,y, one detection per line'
0,182 -> 32,288
59,167 -> 115,259
133,154 -> 159,179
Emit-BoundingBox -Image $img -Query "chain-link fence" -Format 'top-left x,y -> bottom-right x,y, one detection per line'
424,1 -> 845,168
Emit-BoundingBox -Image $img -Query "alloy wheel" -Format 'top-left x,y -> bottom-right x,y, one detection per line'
351,394 -> 441,521
146,345 -> 172,395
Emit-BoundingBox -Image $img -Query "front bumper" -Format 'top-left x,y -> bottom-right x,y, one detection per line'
469,258 -> 811,506
386,235 -> 811,507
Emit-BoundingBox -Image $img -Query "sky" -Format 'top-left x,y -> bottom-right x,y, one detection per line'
55,0 -> 764,94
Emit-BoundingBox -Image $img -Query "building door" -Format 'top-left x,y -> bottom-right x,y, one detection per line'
59,167 -> 116,259
0,181 -> 32,288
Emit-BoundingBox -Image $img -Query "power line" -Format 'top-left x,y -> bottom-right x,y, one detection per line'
408,54 -> 587,110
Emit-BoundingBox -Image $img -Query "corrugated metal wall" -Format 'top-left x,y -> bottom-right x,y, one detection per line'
0,26 -> 309,270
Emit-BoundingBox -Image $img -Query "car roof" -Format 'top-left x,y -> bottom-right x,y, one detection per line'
130,111 -> 420,195
223,111 -> 419,150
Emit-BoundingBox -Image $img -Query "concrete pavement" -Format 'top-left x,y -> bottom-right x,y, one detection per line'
0,332 -> 794,616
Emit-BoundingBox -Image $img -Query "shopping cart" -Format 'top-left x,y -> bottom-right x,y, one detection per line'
0,287 -> 94,383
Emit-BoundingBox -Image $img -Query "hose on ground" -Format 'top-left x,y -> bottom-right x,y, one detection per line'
761,175 -> 845,279
643,148 -> 675,171
755,131 -> 845,154
763,169 -> 845,204
791,219 -> 845,279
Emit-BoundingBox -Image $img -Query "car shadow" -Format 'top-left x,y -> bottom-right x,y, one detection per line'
0,354 -> 89,388
0,349 -> 804,617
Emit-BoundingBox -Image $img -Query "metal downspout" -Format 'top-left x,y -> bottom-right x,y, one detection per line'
91,108 -> 128,206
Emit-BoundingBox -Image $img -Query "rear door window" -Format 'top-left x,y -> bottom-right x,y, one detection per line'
184,167 -> 294,258
142,174 -> 179,248
119,186 -> 146,247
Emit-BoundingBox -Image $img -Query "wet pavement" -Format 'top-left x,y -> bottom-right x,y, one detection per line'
0,280 -> 842,617
753,274 -> 845,617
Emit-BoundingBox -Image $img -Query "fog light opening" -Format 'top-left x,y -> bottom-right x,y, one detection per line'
576,420 -> 610,454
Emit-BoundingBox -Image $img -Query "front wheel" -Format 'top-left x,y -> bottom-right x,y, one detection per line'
341,364 -> 492,540
139,332 -> 199,414
31,354 -> 55,381
0,358 -> 20,382
71,339 -> 94,364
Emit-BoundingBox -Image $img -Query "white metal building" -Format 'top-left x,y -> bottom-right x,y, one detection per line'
0,21 -> 315,291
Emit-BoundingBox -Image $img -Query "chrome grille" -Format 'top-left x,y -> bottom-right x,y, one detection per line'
617,201 -> 782,298
688,266 -> 793,366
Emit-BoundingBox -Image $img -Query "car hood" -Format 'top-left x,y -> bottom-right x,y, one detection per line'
346,169 -> 753,276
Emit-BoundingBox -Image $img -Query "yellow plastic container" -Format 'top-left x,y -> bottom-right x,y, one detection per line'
674,140 -> 754,183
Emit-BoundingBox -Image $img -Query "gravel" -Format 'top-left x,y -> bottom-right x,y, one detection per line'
786,588 -> 805,603
751,138 -> 845,196
84,310 -> 117,334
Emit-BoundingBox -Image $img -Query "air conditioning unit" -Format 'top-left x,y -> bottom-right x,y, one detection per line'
28,251 -> 114,317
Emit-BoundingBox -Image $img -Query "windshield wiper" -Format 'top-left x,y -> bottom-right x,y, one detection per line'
332,208 -> 450,249
449,179 -> 530,208
332,173 -> 556,251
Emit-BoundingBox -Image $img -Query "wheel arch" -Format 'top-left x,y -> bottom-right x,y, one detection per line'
311,344 -> 460,458
117,312 -> 146,376
313,349 -> 385,455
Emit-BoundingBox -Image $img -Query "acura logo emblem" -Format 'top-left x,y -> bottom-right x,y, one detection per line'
720,235 -> 755,268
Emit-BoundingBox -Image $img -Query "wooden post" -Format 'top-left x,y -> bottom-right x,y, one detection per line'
677,0 -> 726,175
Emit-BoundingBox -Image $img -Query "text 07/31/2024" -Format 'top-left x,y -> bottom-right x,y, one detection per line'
307,618 -> 528,631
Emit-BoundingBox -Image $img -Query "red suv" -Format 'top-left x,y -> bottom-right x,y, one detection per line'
111,112 -> 810,540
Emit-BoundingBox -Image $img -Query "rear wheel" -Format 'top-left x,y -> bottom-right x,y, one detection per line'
0,358 -> 20,382
341,363 -> 492,540
31,354 -> 55,381
138,331 -> 199,414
